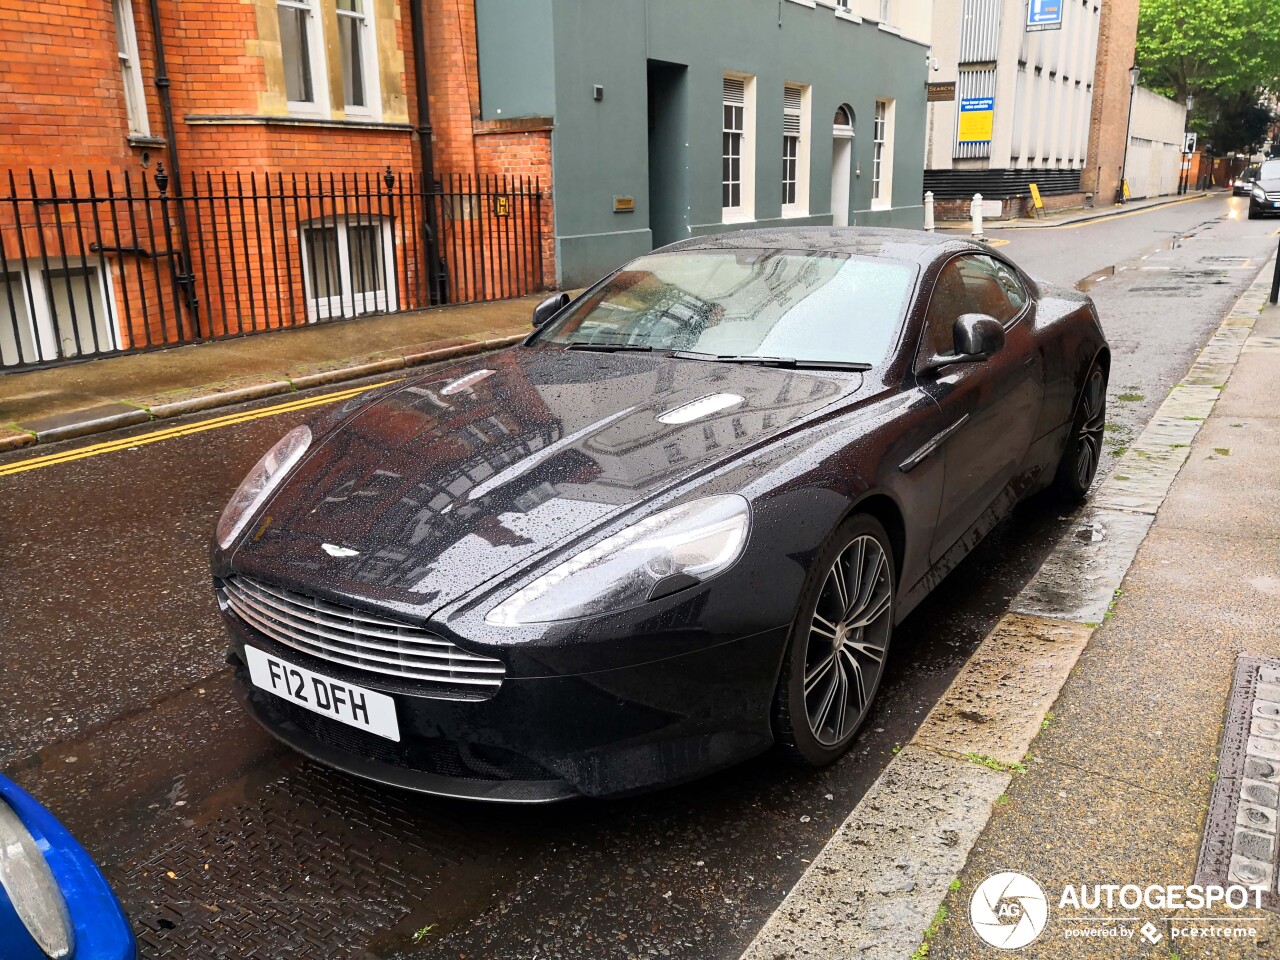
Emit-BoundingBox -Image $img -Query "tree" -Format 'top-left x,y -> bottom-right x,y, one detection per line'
1137,0 -> 1280,102
1198,89 -> 1276,156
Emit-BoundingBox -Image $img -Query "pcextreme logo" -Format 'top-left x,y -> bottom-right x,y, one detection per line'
970,871 -> 1050,950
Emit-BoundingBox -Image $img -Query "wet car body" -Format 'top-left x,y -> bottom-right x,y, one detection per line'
0,775 -> 136,960
213,228 -> 1108,801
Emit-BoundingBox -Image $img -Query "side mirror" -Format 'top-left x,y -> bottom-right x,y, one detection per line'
533,292 -> 570,328
920,313 -> 1005,373
953,313 -> 1005,358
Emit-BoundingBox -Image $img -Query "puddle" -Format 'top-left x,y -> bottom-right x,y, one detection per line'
1076,266 -> 1116,292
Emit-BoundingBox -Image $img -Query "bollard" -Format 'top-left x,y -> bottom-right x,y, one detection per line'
923,191 -> 936,232
971,192 -> 985,241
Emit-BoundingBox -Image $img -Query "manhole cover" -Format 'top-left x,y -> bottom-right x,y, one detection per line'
1196,655 -> 1280,909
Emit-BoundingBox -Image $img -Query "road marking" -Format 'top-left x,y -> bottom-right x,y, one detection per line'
993,193 -> 1211,232
985,237 -> 1011,247
0,380 -> 399,478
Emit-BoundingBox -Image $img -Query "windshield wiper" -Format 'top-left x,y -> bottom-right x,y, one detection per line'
565,341 -> 653,353
672,351 -> 871,372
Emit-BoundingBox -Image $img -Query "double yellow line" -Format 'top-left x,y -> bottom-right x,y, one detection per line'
0,379 -> 399,478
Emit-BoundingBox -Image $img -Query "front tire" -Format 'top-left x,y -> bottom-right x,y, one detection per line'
773,515 -> 896,768
1052,362 -> 1107,502
1249,205 -> 1261,220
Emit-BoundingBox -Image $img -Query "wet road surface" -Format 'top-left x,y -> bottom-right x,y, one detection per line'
0,192 -> 1274,959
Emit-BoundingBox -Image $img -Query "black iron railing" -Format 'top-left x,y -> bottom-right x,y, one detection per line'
0,167 -> 546,372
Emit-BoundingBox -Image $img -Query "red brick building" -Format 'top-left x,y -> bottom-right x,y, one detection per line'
0,0 -> 553,371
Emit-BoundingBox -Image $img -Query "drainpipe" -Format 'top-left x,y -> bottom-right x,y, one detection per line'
409,0 -> 444,303
146,0 -> 199,334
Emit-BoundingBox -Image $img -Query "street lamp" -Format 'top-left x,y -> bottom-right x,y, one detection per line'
1119,64 -> 1140,203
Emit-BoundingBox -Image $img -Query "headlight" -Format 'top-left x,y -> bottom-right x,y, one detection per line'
486,494 -> 750,625
216,425 -> 312,549
1253,184 -> 1267,200
0,799 -> 73,959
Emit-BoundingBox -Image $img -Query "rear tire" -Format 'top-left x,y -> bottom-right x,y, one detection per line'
1051,362 -> 1107,502
773,514 -> 896,768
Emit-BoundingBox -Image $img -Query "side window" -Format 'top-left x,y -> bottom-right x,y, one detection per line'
954,255 -> 1026,324
922,259 -> 978,357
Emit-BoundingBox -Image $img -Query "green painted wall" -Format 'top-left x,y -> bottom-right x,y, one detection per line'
475,0 -> 556,120
476,0 -> 928,288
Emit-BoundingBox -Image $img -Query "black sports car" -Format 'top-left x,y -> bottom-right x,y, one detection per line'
212,228 -> 1108,802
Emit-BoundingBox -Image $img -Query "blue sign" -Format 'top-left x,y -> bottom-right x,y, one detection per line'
1027,0 -> 1063,31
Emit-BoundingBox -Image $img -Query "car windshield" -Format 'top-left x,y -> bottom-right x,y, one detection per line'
1258,160 -> 1280,180
535,250 -> 916,366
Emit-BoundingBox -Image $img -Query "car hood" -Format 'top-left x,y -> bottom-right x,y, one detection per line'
229,346 -> 860,618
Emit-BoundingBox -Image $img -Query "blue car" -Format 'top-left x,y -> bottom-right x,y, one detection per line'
0,775 -> 135,960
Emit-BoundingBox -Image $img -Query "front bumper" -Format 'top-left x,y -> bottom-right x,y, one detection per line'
224,615 -> 787,802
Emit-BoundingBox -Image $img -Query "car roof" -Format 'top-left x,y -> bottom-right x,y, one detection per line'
659,226 -> 985,267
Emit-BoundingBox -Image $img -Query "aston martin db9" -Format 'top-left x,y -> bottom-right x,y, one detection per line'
212,228 -> 1108,802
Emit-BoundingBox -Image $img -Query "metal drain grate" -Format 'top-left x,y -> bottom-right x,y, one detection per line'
1195,655 -> 1280,908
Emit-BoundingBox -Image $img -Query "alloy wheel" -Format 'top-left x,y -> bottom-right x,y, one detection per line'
1076,368 -> 1106,490
803,535 -> 893,746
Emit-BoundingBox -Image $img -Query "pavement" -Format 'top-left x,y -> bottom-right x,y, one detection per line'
738,256 -> 1280,958
0,293 -> 546,450
937,189 -> 1219,232
922,272 -> 1280,957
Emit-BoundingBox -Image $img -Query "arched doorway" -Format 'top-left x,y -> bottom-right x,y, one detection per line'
832,105 -> 855,227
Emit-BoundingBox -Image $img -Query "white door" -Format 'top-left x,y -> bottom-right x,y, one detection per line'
832,107 -> 854,227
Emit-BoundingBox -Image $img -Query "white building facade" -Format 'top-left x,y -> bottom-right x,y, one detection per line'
925,0 -> 1102,209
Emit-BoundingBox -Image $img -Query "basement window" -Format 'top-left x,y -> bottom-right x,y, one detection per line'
1,261 -> 119,366
301,217 -> 396,321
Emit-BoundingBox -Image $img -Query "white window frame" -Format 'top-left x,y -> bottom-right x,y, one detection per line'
879,0 -> 893,25
872,98 -> 895,210
1,260 -> 120,365
300,217 -> 397,321
278,0 -> 329,117
336,0 -> 381,119
782,83 -> 812,217
722,73 -> 757,225
112,0 -> 150,137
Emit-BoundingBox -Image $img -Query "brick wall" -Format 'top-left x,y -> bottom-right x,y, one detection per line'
1081,0 -> 1140,202
0,0 -> 554,368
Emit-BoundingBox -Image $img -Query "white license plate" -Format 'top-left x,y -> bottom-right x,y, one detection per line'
245,645 -> 400,742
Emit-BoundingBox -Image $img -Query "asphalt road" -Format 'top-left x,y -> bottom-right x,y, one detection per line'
0,192 -> 1274,960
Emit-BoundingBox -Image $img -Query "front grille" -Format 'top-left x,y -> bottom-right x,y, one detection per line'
1267,192 -> 1280,201
221,575 -> 505,692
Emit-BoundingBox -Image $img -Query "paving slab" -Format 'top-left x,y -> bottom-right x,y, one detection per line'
1010,506 -> 1154,624
1157,416 -> 1280,539
739,746 -> 1009,960
913,614 -> 1092,767
926,761 -> 1256,959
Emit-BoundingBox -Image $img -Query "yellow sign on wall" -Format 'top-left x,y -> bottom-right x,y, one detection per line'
1029,183 -> 1044,209
957,97 -> 995,143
